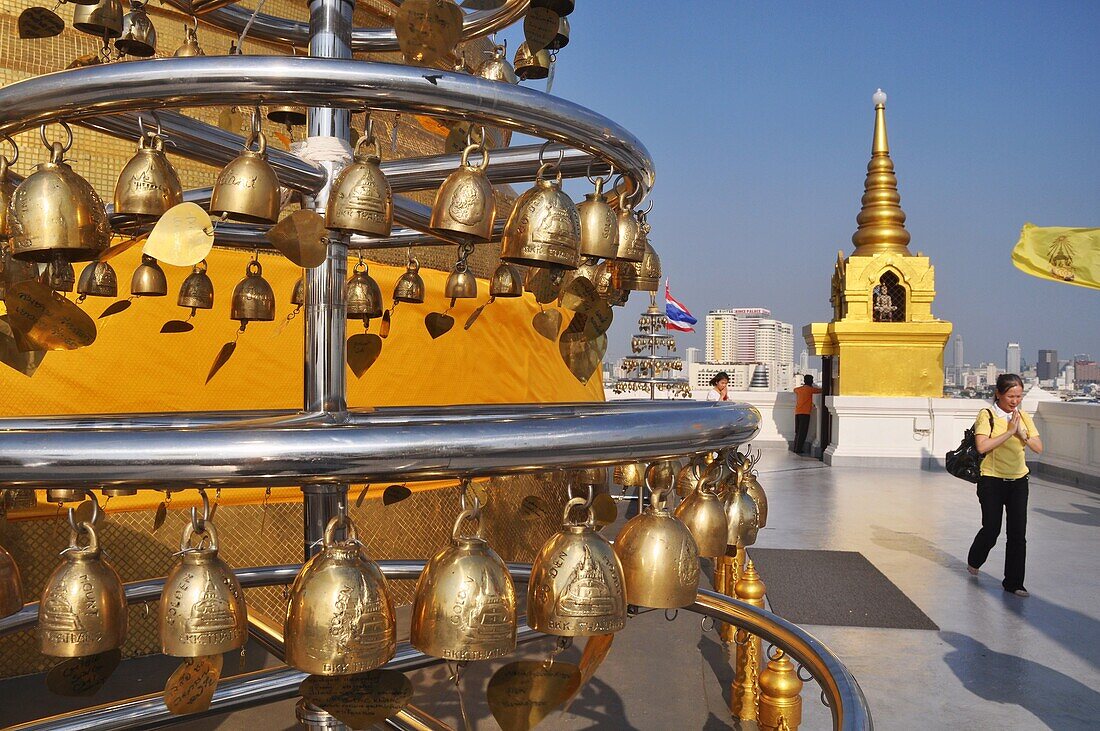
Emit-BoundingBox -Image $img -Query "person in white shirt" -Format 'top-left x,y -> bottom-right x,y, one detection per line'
706,372 -> 730,401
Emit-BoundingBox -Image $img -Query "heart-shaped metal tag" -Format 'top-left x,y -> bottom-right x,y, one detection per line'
144,202 -> 214,267
0,316 -> 45,376
464,302 -> 488,330
559,332 -> 606,383
347,333 -> 382,378
301,670 -> 413,729
560,277 -> 598,312
5,280 -> 97,351
425,312 -> 454,339
266,209 -> 327,268
532,309 -> 562,341
525,267 -> 563,304
46,649 -> 121,697
18,7 -> 64,39
523,7 -> 560,53
487,660 -> 581,731
165,654 -> 223,715
382,484 -> 412,505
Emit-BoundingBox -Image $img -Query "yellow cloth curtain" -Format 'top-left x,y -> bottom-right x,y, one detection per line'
1,247 -> 604,513
1012,223 -> 1100,291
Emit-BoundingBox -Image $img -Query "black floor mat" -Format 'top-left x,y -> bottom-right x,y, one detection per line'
747,548 -> 939,630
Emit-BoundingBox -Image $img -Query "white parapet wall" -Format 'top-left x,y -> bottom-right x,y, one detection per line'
1031,401 -> 1100,488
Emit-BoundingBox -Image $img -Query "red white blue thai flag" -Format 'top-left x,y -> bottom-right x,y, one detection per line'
664,280 -> 697,332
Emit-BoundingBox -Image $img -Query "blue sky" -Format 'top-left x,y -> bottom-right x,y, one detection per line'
497,1 -> 1099,370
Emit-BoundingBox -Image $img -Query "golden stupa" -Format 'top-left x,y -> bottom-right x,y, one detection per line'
804,89 -> 952,397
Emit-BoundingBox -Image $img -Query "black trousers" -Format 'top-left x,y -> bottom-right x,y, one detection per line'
793,413 -> 811,453
967,475 -> 1029,591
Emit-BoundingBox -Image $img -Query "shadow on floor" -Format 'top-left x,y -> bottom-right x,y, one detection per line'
941,631 -> 1100,730
1033,500 -> 1100,527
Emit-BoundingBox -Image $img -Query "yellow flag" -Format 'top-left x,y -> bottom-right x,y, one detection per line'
1012,223 -> 1100,291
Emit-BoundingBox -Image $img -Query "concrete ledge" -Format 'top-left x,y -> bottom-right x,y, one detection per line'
1032,462 -> 1100,493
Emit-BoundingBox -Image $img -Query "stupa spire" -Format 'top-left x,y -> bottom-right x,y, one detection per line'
851,89 -> 912,256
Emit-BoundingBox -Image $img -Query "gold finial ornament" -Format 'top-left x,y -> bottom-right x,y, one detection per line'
77,260 -> 118,299
39,518 -> 127,657
209,121 -> 281,224
851,89 -> 911,257
758,648 -> 804,731
430,143 -> 496,243
327,132 -> 392,237
230,258 -> 276,325
410,506 -> 517,660
0,544 -> 24,619
613,487 -> 699,608
114,132 -> 183,218
10,126 -> 110,263
285,514 -> 397,675
528,498 -> 626,636
731,558 -> 767,720
160,519 -> 247,657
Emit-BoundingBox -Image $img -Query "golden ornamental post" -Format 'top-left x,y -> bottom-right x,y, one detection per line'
716,544 -> 744,643
730,558 -> 766,720
758,647 -> 803,731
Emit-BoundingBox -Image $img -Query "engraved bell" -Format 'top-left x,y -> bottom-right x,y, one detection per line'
725,485 -> 760,548
528,498 -> 625,637
72,0 -> 124,39
476,43 -> 518,84
743,473 -> 768,529
410,508 -> 517,660
209,130 -> 281,223
0,151 -> 16,242
613,202 -> 645,263
113,133 -> 182,218
230,258 -> 275,325
430,144 -> 496,243
346,259 -> 383,322
266,106 -> 307,128
675,453 -> 714,498
326,135 -> 392,237
178,260 -> 214,311
488,262 -> 523,298
39,520 -> 127,657
0,543 -> 24,619
513,42 -> 551,81
291,276 -> 304,307
613,492 -> 700,609
613,242 -> 661,292
500,164 -> 580,270
393,257 -> 425,304
285,515 -> 396,675
9,135 -> 110,263
77,260 -> 118,300
115,1 -> 156,57
130,254 -> 167,296
614,462 -> 645,489
547,15 -> 570,51
173,22 -> 204,57
45,258 -> 75,292
160,520 -> 247,656
444,261 -> 478,301
576,175 -> 619,259
673,482 -> 729,558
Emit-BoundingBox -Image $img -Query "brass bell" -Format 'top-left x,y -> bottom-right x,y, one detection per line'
209,129 -> 281,224
576,175 -> 619,259
178,260 -> 214,312
0,544 -> 24,619
131,254 -> 167,296
9,130 -> 110,263
673,482 -> 729,558
0,147 -> 16,242
615,462 -> 645,488
476,43 -> 518,84
488,262 -> 523,298
645,459 -> 680,494
411,507 -> 516,660
725,485 -> 760,548
430,144 -> 496,243
613,202 -> 645,263
101,487 -> 137,497
346,259 -> 384,322
47,489 -> 86,503
173,22 -> 204,57
547,15 -> 570,51
513,42 -> 551,81
115,1 -> 156,57
675,453 -> 713,498
230,258 -> 275,325
267,106 -> 307,128
72,0 -> 124,39
613,491 -> 700,609
500,163 -> 581,270
614,242 -> 661,293
532,0 -> 573,16
285,514 -> 396,675
743,473 -> 768,530
291,276 -> 304,307
160,520 -> 247,656
113,133 -> 182,218
76,260 -> 117,299
39,520 -> 127,657
528,498 -> 625,636
45,257 -> 75,292
326,133 -> 392,237
393,257 -> 425,304
445,262 -> 478,301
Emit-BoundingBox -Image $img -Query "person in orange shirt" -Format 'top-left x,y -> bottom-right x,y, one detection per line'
792,374 -> 822,454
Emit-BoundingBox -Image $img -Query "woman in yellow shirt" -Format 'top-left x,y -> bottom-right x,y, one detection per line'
966,374 -> 1044,597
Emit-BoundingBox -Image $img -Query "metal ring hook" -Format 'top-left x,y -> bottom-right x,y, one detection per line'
537,140 -> 565,169
700,616 -> 715,632
40,121 -> 74,154
585,158 -> 613,186
0,136 -> 18,166
664,608 -> 679,622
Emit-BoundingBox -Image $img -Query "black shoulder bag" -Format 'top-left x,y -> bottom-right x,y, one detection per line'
945,409 -> 993,483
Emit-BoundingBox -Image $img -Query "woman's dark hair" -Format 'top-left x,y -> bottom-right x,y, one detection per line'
996,373 -> 1025,394
710,372 -> 729,387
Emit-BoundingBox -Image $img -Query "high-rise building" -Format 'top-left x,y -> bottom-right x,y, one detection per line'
1006,343 -> 1021,374
1038,349 -> 1058,381
800,350 -> 810,373
703,308 -> 794,390
953,335 -> 964,382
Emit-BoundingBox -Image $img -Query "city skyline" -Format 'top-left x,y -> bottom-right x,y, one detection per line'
500,2 -> 1098,370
